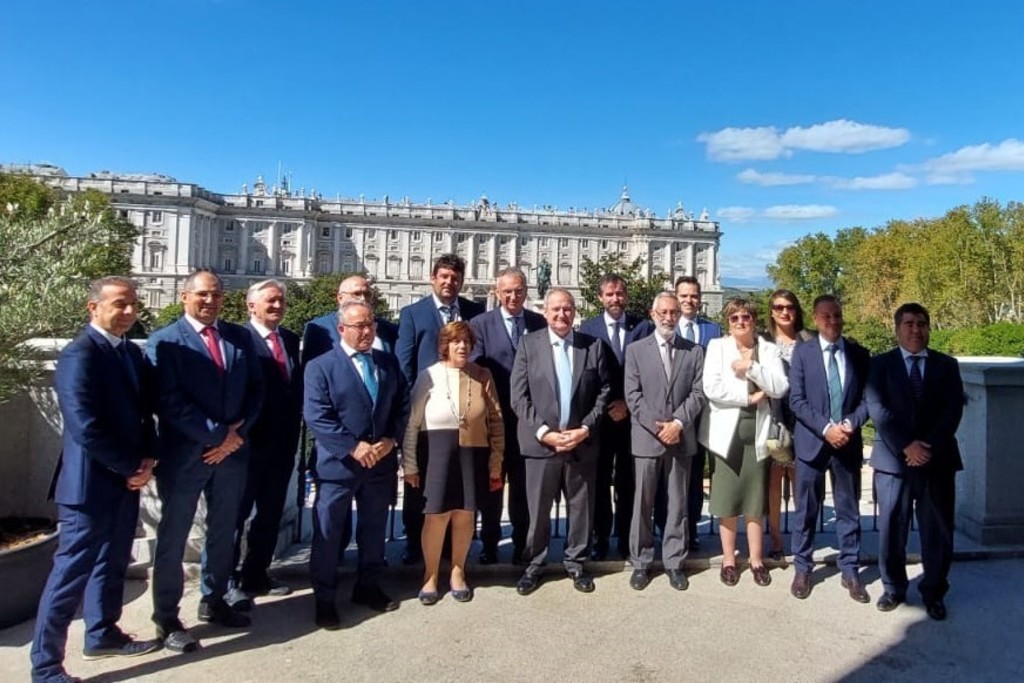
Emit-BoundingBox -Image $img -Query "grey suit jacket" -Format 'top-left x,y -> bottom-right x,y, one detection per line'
510,329 -> 611,460
625,333 -> 705,458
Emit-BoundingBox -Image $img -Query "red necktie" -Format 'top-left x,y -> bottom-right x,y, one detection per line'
201,325 -> 225,373
268,330 -> 289,380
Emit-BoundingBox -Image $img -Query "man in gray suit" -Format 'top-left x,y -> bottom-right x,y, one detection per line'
511,288 -> 611,595
624,292 -> 705,591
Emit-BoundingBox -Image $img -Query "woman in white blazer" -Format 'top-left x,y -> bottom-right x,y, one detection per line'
699,298 -> 789,587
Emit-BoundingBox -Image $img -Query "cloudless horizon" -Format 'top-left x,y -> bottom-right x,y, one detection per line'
3,1 -> 1023,286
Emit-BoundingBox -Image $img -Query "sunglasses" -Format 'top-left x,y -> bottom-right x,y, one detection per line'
728,314 -> 753,323
771,304 -> 796,312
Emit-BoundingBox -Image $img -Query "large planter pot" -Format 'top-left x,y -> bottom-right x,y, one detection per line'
0,517 -> 59,629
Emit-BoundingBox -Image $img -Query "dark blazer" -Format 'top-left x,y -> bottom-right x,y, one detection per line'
51,327 -> 156,507
303,346 -> 409,482
301,311 -> 397,366
396,295 -> 485,385
579,312 -> 653,400
624,333 -> 705,457
789,335 -> 871,467
866,348 -> 964,475
678,316 -> 722,350
469,307 -> 547,414
245,323 -> 303,461
510,329 -> 611,459
145,317 -> 264,463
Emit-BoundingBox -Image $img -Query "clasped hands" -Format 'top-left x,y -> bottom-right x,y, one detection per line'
126,458 -> 156,491
541,427 -> 588,453
903,439 -> 932,466
202,420 -> 245,465
607,399 -> 629,422
352,437 -> 395,469
655,420 -> 682,445
824,420 -> 855,449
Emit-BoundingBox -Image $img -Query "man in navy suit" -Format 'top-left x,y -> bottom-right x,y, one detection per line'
511,288 -> 611,595
469,266 -> 547,564
788,296 -> 871,603
225,279 -> 303,610
304,300 -> 409,629
30,277 -> 161,683
867,303 -> 964,621
395,253 -> 484,563
579,274 -> 652,559
302,275 -> 398,364
146,269 -> 264,653
672,275 -> 722,549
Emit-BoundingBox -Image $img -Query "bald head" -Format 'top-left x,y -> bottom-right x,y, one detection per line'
337,275 -> 374,308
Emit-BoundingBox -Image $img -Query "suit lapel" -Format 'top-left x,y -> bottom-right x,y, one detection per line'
570,336 -> 585,396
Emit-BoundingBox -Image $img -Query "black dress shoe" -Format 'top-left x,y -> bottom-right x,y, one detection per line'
841,576 -> 871,604
154,619 -> 198,654
351,585 -> 399,612
876,592 -> 905,612
478,548 -> 498,565
516,573 -> 541,596
83,634 -> 162,660
667,569 -> 689,591
791,571 -> 812,600
224,587 -> 253,612
925,599 -> 947,621
629,569 -> 650,591
568,570 -> 595,593
315,601 -> 341,630
197,599 -> 251,628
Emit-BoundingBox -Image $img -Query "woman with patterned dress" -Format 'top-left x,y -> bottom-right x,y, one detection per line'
403,322 -> 504,604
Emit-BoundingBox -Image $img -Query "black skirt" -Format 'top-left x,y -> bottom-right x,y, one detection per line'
419,429 -> 489,514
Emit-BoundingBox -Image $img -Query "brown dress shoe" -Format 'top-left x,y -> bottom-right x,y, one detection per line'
751,565 -> 772,587
720,565 -> 739,587
791,571 -> 811,599
841,576 -> 870,603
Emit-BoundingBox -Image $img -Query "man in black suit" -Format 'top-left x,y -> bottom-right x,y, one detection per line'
579,274 -> 652,559
788,296 -> 871,602
31,277 -> 161,683
511,288 -> 611,595
226,279 -> 303,611
395,253 -> 484,563
469,266 -> 547,564
866,303 -> 964,621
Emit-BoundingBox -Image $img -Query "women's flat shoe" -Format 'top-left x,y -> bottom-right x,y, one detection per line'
450,587 -> 474,603
720,565 -> 739,587
418,591 -> 439,606
751,565 -> 772,587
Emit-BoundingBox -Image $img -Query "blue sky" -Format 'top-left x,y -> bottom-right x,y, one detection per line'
3,1 -> 1023,286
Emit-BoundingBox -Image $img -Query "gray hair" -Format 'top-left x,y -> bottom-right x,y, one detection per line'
88,276 -> 137,303
650,290 -> 678,309
339,299 -> 373,319
496,266 -> 527,286
543,287 -> 575,308
246,278 -> 287,304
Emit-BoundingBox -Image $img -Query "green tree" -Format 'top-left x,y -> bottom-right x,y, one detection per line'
0,175 -> 139,402
577,253 -> 670,320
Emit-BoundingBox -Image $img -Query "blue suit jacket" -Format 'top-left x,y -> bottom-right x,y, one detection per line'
789,335 -> 871,467
146,318 -> 265,465
301,311 -> 397,366
245,323 -> 303,462
51,327 -> 156,507
396,295 -> 484,385
469,307 -> 547,416
677,316 -> 721,350
303,346 -> 409,482
866,348 -> 964,475
579,312 -> 653,401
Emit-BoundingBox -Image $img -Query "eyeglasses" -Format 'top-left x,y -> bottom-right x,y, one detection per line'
341,322 -> 375,330
728,314 -> 753,323
771,304 -> 796,312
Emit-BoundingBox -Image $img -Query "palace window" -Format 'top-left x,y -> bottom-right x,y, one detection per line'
150,211 -> 163,224
412,231 -> 422,242
223,257 -> 233,271
345,228 -> 353,238
321,226 -> 331,237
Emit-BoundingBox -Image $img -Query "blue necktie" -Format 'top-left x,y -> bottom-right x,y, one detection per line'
355,352 -> 378,405
609,322 -> 623,364
116,341 -> 138,392
827,344 -> 843,423
510,316 -> 523,348
684,321 -> 695,342
555,339 -> 573,429
908,356 -> 924,400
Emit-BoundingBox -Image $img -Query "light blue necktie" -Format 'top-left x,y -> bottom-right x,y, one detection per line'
827,344 -> 843,424
684,321 -> 695,342
355,352 -> 378,405
555,339 -> 573,429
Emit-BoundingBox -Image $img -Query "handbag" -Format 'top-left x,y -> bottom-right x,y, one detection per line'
765,417 -> 794,463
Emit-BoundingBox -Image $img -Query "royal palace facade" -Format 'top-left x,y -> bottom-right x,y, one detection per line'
8,164 -> 723,315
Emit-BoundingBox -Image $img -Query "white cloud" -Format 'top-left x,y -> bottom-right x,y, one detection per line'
720,241 -> 792,281
832,172 -> 917,190
697,127 -> 786,162
922,138 -> 1024,174
780,119 -> 910,154
698,118 -> 910,162
736,168 -> 817,186
717,206 -> 757,222
762,204 -> 838,220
